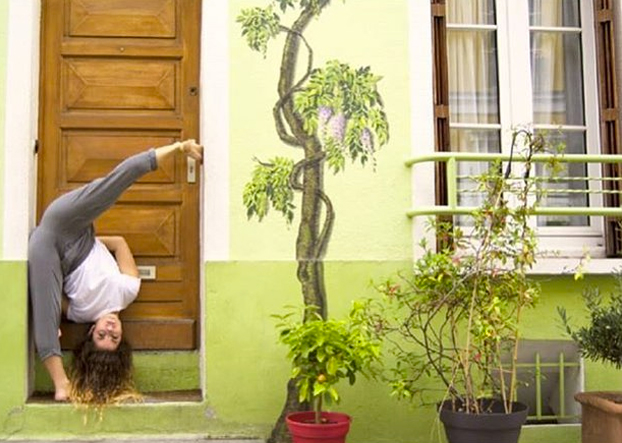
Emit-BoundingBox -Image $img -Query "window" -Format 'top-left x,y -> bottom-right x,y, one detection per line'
435,0 -> 617,258
499,340 -> 582,425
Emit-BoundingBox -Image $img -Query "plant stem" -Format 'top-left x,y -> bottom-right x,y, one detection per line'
508,304 -> 523,412
496,340 -> 509,413
315,395 -> 323,424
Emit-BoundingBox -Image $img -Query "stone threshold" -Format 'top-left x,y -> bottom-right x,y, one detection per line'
28,389 -> 203,404
9,440 -> 263,443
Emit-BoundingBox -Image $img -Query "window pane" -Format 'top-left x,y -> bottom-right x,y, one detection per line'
531,32 -> 584,125
448,0 -> 496,25
448,30 -> 500,124
529,0 -> 580,27
537,131 -> 588,227
450,128 -> 501,154
450,128 -> 500,226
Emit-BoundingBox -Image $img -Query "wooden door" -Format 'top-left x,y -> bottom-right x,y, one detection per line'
38,0 -> 201,350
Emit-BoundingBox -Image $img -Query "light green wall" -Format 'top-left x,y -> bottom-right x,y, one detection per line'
0,0 -> 9,250
230,0 -> 412,262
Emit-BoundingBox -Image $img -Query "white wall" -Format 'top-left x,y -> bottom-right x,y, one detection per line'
2,0 -> 39,260
201,0 -> 230,261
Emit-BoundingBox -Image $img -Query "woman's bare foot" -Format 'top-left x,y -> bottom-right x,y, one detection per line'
54,378 -> 70,401
43,356 -> 70,402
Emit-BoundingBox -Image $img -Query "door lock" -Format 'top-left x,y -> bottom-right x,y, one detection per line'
187,158 -> 197,183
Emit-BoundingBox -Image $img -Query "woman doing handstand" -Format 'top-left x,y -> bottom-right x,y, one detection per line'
28,139 -> 203,402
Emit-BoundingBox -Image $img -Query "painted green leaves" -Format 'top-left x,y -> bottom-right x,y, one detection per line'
243,157 -> 295,223
237,5 -> 280,57
237,1 -> 327,57
295,61 -> 390,173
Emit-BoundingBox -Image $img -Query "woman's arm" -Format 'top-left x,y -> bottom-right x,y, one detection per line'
98,236 -> 139,278
155,139 -> 203,166
94,140 -> 202,277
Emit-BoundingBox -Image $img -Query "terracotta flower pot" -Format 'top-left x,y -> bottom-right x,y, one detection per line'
286,411 -> 351,443
439,399 -> 528,443
575,391 -> 622,443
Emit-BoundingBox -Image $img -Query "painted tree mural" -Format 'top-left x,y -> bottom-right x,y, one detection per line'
237,1 -> 389,442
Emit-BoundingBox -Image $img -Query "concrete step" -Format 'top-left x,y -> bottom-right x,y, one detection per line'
11,440 -> 264,443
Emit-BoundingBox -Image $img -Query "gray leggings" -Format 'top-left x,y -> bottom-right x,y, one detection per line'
28,149 -> 157,360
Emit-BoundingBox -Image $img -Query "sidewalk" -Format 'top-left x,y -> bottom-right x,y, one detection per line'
11,440 -> 264,443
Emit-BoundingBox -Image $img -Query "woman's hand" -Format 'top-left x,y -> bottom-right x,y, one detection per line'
97,236 -> 139,278
155,139 -> 203,166
179,139 -> 203,163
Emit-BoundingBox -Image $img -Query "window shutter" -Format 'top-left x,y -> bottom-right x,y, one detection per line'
431,0 -> 450,208
594,1 -> 622,256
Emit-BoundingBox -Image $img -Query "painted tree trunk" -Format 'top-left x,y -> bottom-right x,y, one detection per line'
268,3 -> 332,443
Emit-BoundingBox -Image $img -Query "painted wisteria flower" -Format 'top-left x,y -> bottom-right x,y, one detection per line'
317,106 -> 335,143
360,127 -> 374,152
328,112 -> 346,143
317,105 -> 333,125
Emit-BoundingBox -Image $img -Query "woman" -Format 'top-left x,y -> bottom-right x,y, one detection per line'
28,139 -> 203,402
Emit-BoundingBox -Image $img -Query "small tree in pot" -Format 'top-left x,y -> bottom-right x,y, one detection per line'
366,131 -> 561,443
559,273 -> 622,443
274,302 -> 381,443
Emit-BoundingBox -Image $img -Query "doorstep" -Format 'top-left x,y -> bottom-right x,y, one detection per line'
28,389 -> 203,404
12,395 -> 269,440
7,440 -> 264,443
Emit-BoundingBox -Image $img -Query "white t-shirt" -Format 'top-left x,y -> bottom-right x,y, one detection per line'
65,239 -> 141,323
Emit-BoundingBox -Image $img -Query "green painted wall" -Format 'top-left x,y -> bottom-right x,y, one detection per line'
5,260 -> 617,443
34,352 -> 201,393
0,262 -> 28,426
203,266 -> 610,443
0,0 -> 8,250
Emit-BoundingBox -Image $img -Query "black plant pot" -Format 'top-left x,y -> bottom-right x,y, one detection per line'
439,399 -> 528,443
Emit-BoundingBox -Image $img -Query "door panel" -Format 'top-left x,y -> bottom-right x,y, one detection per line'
39,0 -> 201,350
62,59 -> 178,110
96,207 -> 179,257
64,133 -> 178,184
68,0 -> 177,38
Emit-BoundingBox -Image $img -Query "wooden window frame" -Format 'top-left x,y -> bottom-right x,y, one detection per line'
594,0 -> 622,256
431,0 -> 621,257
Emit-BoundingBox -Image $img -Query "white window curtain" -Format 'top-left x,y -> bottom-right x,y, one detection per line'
447,0 -> 500,216
446,0 -> 588,227
447,0 -> 498,129
530,0 -> 588,227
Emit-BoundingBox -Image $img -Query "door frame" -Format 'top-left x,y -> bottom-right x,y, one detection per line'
3,0 -> 231,394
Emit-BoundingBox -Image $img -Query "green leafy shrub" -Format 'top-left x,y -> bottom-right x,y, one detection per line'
274,303 -> 381,423
559,273 -> 622,369
366,131 -> 561,414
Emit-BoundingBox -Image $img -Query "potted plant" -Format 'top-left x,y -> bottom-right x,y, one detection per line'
273,302 -> 381,443
366,131 -> 560,443
559,272 -> 622,443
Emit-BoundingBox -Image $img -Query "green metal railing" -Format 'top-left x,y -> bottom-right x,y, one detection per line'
405,152 -> 622,218
515,352 -> 581,422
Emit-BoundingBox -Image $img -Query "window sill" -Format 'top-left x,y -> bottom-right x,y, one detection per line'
529,258 -> 622,275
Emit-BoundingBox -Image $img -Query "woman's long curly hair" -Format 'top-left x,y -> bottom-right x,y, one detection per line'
69,329 -> 141,407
